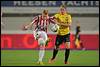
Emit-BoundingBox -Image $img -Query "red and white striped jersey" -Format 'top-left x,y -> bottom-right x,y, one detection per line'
31,15 -> 55,32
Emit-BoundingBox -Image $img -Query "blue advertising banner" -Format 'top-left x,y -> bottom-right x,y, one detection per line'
1,1 -> 99,7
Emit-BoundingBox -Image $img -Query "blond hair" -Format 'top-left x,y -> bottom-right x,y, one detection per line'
43,9 -> 48,15
60,4 -> 66,9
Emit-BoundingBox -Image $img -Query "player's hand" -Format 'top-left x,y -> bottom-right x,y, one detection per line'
22,25 -> 28,30
56,22 -> 60,25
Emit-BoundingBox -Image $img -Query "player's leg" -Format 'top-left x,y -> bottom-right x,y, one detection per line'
49,35 -> 62,63
42,31 -> 49,46
33,31 -> 45,64
38,38 -> 45,65
51,45 -> 59,60
65,42 -> 70,64
38,31 -> 48,65
75,35 -> 85,49
64,33 -> 70,64
74,34 -> 81,49
79,38 -> 85,50
45,37 -> 50,46
38,44 -> 45,65
75,38 -> 80,49
74,34 -> 79,49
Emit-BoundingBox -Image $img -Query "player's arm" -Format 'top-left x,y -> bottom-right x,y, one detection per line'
51,14 -> 61,25
53,18 -> 70,27
57,22 -> 71,27
24,22 -> 33,30
50,16 -> 61,25
23,16 -> 38,30
49,16 -> 56,24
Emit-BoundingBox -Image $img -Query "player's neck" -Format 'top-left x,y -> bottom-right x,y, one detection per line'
41,15 -> 49,20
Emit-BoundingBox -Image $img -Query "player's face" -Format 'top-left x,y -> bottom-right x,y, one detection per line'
60,8 -> 66,14
43,14 -> 48,20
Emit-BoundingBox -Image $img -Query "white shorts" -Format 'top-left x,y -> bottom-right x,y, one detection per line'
33,31 -> 48,45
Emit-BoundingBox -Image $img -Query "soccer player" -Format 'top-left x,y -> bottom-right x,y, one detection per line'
49,5 -> 72,64
23,10 -> 54,65
74,21 -> 85,50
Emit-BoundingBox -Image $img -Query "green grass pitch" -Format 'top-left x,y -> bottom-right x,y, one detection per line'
1,50 -> 99,66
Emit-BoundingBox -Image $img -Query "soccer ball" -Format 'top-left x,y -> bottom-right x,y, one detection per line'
51,24 -> 59,32
38,38 -> 45,45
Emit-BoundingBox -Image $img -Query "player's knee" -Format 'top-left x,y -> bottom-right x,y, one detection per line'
54,46 -> 59,50
65,42 -> 70,49
40,45 -> 45,49
38,38 -> 45,45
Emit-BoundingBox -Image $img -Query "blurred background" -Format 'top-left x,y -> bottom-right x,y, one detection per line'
1,1 -> 99,66
1,1 -> 99,49
1,1 -> 99,34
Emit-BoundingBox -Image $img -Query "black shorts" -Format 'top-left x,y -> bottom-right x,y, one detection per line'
55,33 -> 70,47
75,34 -> 80,41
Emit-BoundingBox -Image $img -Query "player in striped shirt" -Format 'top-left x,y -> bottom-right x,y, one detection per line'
23,10 -> 55,65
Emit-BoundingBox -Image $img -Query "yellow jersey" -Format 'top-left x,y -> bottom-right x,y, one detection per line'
54,13 -> 72,35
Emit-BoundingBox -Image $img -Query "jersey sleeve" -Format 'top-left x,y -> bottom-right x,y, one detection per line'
49,16 -> 56,24
50,14 -> 60,24
31,16 -> 38,24
54,14 -> 59,19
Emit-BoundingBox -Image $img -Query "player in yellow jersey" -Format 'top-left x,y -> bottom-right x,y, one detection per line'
49,5 -> 72,64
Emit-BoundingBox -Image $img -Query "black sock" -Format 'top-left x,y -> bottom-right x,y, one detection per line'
51,48 -> 58,60
65,49 -> 70,62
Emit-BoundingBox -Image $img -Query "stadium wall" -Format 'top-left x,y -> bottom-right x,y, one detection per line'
1,1 -> 99,50
1,34 -> 99,50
